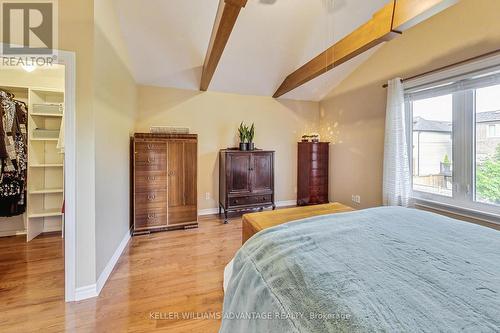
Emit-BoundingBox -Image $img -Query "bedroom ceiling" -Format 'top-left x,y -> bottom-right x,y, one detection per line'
114,0 -> 390,101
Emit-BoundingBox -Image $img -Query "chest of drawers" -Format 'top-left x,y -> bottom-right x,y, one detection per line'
131,134 -> 198,234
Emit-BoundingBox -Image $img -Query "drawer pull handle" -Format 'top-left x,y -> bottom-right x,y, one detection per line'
262,197 -> 266,201
147,194 -> 156,201
147,157 -> 155,164
147,144 -> 153,149
234,200 -> 239,204
147,213 -> 157,219
147,176 -> 156,181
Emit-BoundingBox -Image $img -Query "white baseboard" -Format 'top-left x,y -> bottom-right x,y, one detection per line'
74,284 -> 97,301
275,200 -> 296,207
0,230 -> 26,237
198,200 -> 297,216
96,229 -> 131,295
198,207 -> 219,216
74,229 -> 131,301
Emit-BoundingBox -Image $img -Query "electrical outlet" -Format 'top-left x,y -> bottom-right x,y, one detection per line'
351,195 -> 361,204
205,192 -> 210,200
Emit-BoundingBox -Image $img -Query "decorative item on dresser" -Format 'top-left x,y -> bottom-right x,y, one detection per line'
297,142 -> 329,206
131,133 -> 198,235
219,149 -> 275,224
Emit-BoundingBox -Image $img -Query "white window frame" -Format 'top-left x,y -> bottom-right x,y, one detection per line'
404,54 -> 500,223
487,124 -> 500,138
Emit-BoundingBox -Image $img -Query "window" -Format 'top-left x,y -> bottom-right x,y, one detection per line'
406,70 -> 500,215
411,95 -> 453,197
487,124 -> 500,138
475,84 -> 500,206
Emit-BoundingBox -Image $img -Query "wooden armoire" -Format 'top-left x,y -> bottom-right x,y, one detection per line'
219,150 -> 275,223
131,133 -> 197,235
297,142 -> 329,206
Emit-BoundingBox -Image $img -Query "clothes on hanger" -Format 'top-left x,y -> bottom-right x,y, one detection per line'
0,90 -> 28,217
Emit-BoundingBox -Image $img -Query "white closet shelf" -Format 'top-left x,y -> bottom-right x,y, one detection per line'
30,164 -> 64,168
30,113 -> 63,117
29,188 -> 63,195
28,209 -> 63,218
30,138 -> 59,141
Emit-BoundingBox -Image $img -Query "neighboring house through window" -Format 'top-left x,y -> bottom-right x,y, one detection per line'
477,111 -> 500,159
412,114 -> 452,196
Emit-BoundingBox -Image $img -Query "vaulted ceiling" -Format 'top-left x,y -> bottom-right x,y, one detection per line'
115,0 -> 391,101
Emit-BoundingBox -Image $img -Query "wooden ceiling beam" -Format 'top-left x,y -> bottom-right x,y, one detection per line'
273,0 -> 457,98
200,0 -> 248,91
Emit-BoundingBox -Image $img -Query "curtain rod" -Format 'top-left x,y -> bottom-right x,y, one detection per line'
382,48 -> 500,88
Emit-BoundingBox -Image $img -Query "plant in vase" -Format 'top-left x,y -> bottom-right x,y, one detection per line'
441,154 -> 452,175
247,123 -> 255,150
238,122 -> 248,151
310,132 -> 320,143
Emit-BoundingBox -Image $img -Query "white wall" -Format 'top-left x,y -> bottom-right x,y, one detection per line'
94,0 -> 138,280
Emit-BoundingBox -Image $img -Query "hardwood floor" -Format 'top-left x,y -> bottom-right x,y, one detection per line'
0,214 -> 242,333
3,207 -> 496,332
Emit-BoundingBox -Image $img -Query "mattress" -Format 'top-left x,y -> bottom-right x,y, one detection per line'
221,207 -> 500,332
241,202 -> 354,244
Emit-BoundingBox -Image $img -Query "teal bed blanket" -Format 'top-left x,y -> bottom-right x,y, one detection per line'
220,207 -> 500,332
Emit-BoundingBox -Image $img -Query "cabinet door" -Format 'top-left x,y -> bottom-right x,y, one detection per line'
182,141 -> 197,222
251,152 -> 273,192
227,153 -> 252,194
168,141 -> 184,208
168,141 -> 197,225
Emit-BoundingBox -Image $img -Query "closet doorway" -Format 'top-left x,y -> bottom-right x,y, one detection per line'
0,48 -> 76,302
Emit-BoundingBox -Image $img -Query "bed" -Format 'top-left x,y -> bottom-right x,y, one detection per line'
220,206 -> 500,332
242,202 -> 354,244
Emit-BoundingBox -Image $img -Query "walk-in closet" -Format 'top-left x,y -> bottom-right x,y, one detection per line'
0,64 -> 65,241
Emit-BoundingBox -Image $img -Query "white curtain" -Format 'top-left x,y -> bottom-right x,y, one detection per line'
383,78 -> 411,207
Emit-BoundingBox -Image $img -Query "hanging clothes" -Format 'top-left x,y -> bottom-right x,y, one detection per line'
0,90 -> 28,217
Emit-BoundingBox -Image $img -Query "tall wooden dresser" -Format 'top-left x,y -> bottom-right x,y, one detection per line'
297,142 -> 329,206
219,150 -> 275,223
131,133 -> 198,235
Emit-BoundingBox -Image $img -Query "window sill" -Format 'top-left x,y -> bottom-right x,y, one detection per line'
413,198 -> 500,226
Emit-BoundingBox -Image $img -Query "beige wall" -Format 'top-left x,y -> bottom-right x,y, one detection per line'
0,66 -> 65,90
94,0 -> 138,279
319,0 -> 500,209
136,86 -> 319,211
58,0 -> 97,288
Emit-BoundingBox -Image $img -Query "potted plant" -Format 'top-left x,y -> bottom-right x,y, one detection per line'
440,154 -> 452,176
310,132 -> 320,143
238,122 -> 248,151
247,123 -> 255,150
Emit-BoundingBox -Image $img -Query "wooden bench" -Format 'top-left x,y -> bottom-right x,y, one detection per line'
242,202 -> 354,244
